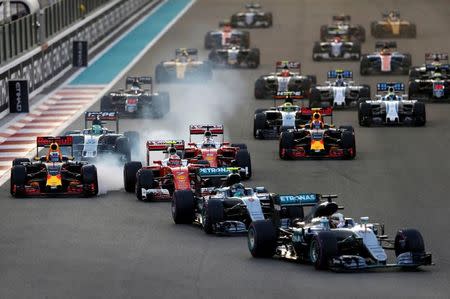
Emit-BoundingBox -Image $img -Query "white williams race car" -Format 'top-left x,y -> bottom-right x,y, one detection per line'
311,70 -> 370,107
358,83 -> 426,126
312,36 -> 361,61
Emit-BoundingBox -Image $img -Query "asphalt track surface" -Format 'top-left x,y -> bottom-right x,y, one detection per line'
1,0 -> 450,298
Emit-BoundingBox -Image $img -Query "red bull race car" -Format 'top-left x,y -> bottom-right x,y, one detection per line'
10,136 -> 99,198
279,107 -> 356,160
184,125 -> 252,179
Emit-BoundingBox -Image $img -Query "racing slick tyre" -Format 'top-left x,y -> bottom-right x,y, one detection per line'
135,169 -> 154,201
235,150 -> 252,179
279,132 -> 295,160
12,158 -> 30,166
155,64 -> 169,83
253,113 -> 267,138
310,88 -> 322,108
306,75 -> 317,86
100,95 -> 113,111
151,93 -> 170,119
354,25 -> 366,42
81,165 -> 98,197
254,78 -> 266,99
115,137 -> 131,162
248,220 -> 277,258
247,48 -> 260,69
123,161 -> 142,193
409,69 -> 420,80
408,81 -> 420,99
360,85 -> 371,98
172,190 -> 195,224
204,32 -> 214,49
202,199 -> 224,234
395,228 -> 425,268
319,25 -> 327,41
341,131 -> 356,159
310,231 -> 338,270
266,13 -> 273,27
360,57 -> 370,75
413,102 -> 426,126
312,42 -> 322,61
358,102 -> 372,127
241,31 -> 250,48
231,143 -> 247,150
370,22 -> 382,38
10,165 -> 27,197
352,43 -> 362,61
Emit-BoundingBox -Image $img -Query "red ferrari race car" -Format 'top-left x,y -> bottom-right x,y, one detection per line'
10,136 -> 99,198
184,125 -> 252,179
279,107 -> 356,160
123,140 -> 213,201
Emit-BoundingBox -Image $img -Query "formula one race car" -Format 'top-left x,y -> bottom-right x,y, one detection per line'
65,111 -> 139,163
320,15 -> 365,42
254,61 -> 316,99
10,136 -> 98,198
228,3 -> 272,28
208,42 -> 260,68
408,53 -> 450,101
360,41 -> 411,75
123,140 -> 212,201
247,194 -> 432,271
310,70 -> 370,107
101,76 -> 169,118
184,125 -> 252,179
358,82 -> 426,126
171,170 -> 274,234
155,48 -> 213,83
204,22 -> 250,49
371,10 -> 416,38
279,107 -> 356,160
254,92 -> 311,139
312,36 -> 361,61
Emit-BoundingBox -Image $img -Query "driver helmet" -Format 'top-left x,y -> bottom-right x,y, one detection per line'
231,183 -> 246,197
311,112 -> 323,129
47,143 -> 61,162
335,74 -> 344,86
389,11 -> 399,21
223,24 -> 232,33
92,124 -> 103,135
202,131 -> 215,148
130,82 -> 141,92
281,102 -> 295,112
333,36 -> 342,43
225,172 -> 241,186
281,68 -> 291,77
380,47 -> 391,55
330,212 -> 345,228
387,87 -> 396,100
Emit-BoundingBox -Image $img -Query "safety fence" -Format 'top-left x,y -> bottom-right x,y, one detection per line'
0,0 -> 154,114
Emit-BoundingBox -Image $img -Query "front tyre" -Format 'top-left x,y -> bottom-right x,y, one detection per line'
248,220 -> 277,258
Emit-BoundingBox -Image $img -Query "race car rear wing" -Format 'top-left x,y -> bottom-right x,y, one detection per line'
275,61 -> 300,73
125,76 -> 153,93
377,82 -> 405,93
327,70 -> 352,80
375,41 -> 397,51
197,167 -> 232,178
332,15 -> 351,23
36,136 -> 73,157
175,48 -> 198,57
299,107 -> 333,123
245,3 -> 261,9
425,53 -> 449,63
84,111 -> 119,133
146,140 -> 185,165
189,125 -> 224,143
273,91 -> 304,103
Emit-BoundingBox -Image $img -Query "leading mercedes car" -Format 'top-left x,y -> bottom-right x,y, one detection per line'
10,136 -> 98,198
360,41 -> 411,75
247,194 -> 432,271
228,3 -> 272,28
371,10 -> 416,38
100,76 -> 170,118
358,82 -> 426,126
279,107 -> 356,160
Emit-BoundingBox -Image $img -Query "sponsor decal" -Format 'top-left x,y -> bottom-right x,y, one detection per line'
279,193 -> 317,205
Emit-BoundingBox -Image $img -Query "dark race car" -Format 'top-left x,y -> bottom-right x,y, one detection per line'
371,10 -> 416,38
247,194 -> 432,271
155,48 -> 213,83
254,61 -> 316,99
171,170 -> 273,234
65,111 -> 139,163
10,136 -> 98,198
313,36 -> 361,61
358,82 -> 426,127
208,41 -> 260,68
100,76 -> 169,118
310,70 -> 370,107
204,22 -> 250,49
360,41 -> 411,75
228,3 -> 272,28
279,107 -> 356,160
320,15 -> 365,42
408,53 -> 450,101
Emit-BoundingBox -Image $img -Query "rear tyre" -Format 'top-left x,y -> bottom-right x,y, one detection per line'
202,199 -> 224,234
413,102 -> 426,126
279,132 -> 295,160
123,161 -> 142,193
235,150 -> 252,179
100,95 -> 113,111
136,169 -> 154,201
10,165 -> 27,197
254,78 -> 266,99
81,165 -> 98,197
310,88 -> 322,108
172,190 -> 195,224
115,137 -> 131,162
358,102 -> 371,126
248,220 -> 277,258
253,113 -> 267,138
341,131 -> 356,159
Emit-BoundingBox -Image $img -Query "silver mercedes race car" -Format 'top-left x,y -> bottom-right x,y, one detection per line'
312,36 -> 361,61
254,61 -> 316,99
360,41 -> 412,75
228,3 -> 272,28
310,70 -> 370,107
358,82 -> 426,126
208,42 -> 260,68
155,48 -> 213,83
320,15 -> 365,42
